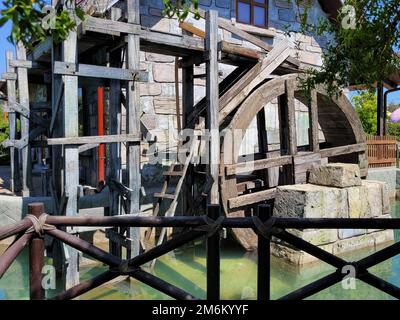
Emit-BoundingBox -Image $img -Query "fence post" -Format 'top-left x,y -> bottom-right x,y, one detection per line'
257,204 -> 272,300
206,204 -> 220,300
28,202 -> 45,300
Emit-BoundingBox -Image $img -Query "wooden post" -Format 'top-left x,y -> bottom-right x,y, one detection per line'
16,42 -> 31,196
205,10 -> 220,205
5,51 -> 18,193
377,83 -> 385,136
108,48 -> 122,257
181,60 -> 194,218
28,203 -> 45,300
308,90 -> 319,152
206,204 -> 220,300
126,0 -> 141,258
278,80 -> 297,184
257,204 -> 271,301
62,0 -> 80,288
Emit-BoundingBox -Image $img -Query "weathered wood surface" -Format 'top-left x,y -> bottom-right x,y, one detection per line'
16,42 -> 30,196
309,90 -> 320,152
82,15 -> 141,36
47,134 -> 139,145
225,155 -> 292,175
320,143 -> 367,158
126,0 -> 141,259
62,1 -> 80,288
228,188 -> 276,209
219,42 -> 291,122
206,10 -> 220,205
54,61 -> 140,80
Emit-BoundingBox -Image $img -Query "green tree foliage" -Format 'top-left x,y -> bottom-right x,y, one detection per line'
0,0 -> 85,49
353,91 -> 377,134
353,91 -> 400,140
296,0 -> 400,97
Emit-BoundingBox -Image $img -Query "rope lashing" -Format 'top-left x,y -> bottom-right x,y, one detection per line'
25,214 -> 55,237
252,216 -> 279,239
194,216 -> 225,237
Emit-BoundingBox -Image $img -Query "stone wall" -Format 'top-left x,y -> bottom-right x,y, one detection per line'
272,164 -> 394,265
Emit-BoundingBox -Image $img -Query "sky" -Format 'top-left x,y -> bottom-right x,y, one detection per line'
0,5 -> 400,106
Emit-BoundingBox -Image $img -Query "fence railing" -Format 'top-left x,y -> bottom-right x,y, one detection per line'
1,202 -> 400,300
366,135 -> 397,168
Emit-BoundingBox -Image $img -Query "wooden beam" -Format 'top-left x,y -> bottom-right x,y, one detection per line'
320,143 -> 367,158
228,188 -> 276,209
16,42 -> 31,196
82,15 -> 141,36
53,61 -> 140,81
47,134 -> 139,145
219,41 -> 261,60
28,37 -> 52,61
62,0 -> 79,288
219,42 -> 291,122
309,90 -> 319,152
179,21 -> 206,38
139,29 -> 205,55
126,0 -> 141,259
225,155 -> 292,175
206,10 -> 220,205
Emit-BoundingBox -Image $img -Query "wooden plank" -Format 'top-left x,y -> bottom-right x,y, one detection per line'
154,193 -> 175,200
78,143 -> 99,153
47,134 -> 139,145
62,1 -> 80,288
1,72 -> 17,80
219,42 -> 291,122
8,59 -> 40,69
54,61 -> 139,81
320,143 -> 367,158
225,155 -> 292,175
16,42 -> 30,196
83,15 -> 141,36
367,140 -> 397,145
126,0 -> 141,259
28,37 -> 52,61
228,188 -> 276,209
139,29 -> 205,54
206,10 -> 220,205
220,41 -> 261,60
163,171 -> 184,176
179,21 -> 206,38
286,80 -> 297,156
309,89 -> 319,152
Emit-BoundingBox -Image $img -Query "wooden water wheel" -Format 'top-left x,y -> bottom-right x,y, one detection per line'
219,73 -> 367,250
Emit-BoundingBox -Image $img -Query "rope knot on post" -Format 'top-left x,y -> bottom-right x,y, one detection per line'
25,214 -> 55,237
194,216 -> 224,237
252,216 -> 278,239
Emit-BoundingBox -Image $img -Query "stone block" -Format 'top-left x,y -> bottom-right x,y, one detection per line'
292,229 -> 338,245
273,184 -> 348,219
215,0 -> 230,9
140,83 -> 162,96
152,64 -> 176,83
199,0 -> 212,7
333,234 -> 375,256
338,228 -> 366,240
367,214 -> 392,233
308,163 -> 361,188
347,185 -> 369,218
373,229 -> 394,247
362,180 -> 383,217
146,53 -> 174,63
367,180 -> 391,214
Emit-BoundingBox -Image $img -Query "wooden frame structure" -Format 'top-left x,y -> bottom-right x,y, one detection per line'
1,2 -> 367,287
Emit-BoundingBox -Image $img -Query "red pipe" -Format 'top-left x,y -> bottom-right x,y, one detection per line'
97,87 -> 105,183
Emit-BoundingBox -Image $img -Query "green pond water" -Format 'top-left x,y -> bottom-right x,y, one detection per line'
2,202 -> 400,300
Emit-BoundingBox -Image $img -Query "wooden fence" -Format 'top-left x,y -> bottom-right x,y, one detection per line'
366,135 -> 397,168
